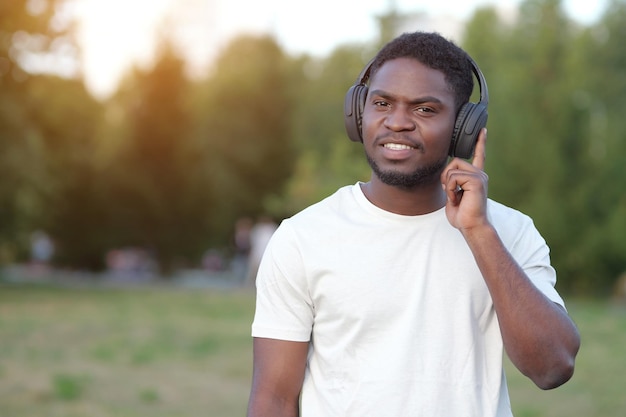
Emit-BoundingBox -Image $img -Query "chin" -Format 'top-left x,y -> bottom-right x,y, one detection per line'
367,155 -> 447,188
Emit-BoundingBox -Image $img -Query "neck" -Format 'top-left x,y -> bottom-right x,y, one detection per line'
360,176 -> 446,216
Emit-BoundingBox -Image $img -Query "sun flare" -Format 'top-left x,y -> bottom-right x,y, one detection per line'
73,0 -> 172,98
71,0 -> 606,100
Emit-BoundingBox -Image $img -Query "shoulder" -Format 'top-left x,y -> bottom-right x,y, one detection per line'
487,199 -> 547,250
487,199 -> 532,226
268,184 -> 363,253
286,184 -> 358,225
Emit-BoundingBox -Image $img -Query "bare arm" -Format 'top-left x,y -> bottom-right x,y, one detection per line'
441,129 -> 580,389
247,337 -> 309,417
462,224 -> 580,388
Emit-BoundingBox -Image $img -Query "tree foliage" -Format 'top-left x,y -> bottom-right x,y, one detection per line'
195,35 -> 296,241
0,0 -> 89,262
463,0 -> 626,294
2,0 -> 625,293
102,42 -> 202,272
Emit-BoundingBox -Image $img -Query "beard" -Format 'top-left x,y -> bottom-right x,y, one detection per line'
365,151 -> 448,189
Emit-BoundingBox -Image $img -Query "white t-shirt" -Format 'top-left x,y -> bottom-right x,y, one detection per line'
252,183 -> 564,417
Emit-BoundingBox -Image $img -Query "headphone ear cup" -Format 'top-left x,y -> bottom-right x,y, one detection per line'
450,102 -> 488,159
344,84 -> 368,142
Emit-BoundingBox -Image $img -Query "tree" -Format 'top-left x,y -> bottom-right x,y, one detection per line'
103,42 -> 207,273
24,75 -> 105,269
0,0 -> 85,263
196,35 -> 296,240
559,0 -> 626,293
269,45 -> 373,214
462,0 -> 626,294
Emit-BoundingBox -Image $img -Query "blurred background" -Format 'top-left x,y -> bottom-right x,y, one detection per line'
2,1 -> 626,416
1,0 -> 625,293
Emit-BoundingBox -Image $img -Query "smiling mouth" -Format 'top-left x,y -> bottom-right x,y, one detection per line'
383,143 -> 414,150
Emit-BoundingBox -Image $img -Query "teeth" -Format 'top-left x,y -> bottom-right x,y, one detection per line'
384,143 -> 413,150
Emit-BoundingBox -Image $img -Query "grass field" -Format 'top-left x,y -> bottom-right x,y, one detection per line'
1,282 -> 625,417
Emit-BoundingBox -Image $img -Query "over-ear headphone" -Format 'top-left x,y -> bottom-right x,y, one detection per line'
343,56 -> 489,159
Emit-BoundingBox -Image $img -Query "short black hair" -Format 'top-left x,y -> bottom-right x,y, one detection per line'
369,32 -> 474,110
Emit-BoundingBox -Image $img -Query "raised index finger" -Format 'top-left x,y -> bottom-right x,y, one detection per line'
472,128 -> 487,170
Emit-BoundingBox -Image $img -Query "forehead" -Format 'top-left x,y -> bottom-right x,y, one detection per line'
369,57 -> 453,100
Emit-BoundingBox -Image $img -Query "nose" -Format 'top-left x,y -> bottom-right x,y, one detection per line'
383,107 -> 415,132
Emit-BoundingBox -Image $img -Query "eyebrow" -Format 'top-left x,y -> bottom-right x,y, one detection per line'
369,89 -> 444,106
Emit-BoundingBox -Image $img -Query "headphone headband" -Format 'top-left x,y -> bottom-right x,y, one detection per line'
467,56 -> 489,108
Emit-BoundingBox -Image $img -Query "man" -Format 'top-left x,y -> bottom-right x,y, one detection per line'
247,31 -> 580,417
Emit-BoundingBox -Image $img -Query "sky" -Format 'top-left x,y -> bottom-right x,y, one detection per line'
70,0 -> 609,99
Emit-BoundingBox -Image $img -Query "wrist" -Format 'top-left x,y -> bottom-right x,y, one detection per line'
460,221 -> 496,243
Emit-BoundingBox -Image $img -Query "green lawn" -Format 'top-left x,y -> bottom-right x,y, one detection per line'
0,283 -> 255,417
504,299 -> 626,417
0,284 -> 624,417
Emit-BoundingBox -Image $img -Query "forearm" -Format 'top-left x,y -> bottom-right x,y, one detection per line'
462,224 -> 580,389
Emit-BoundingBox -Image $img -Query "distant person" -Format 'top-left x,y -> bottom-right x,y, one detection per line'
231,217 -> 253,282
202,249 -> 224,272
245,215 -> 277,287
30,230 -> 54,270
247,32 -> 580,417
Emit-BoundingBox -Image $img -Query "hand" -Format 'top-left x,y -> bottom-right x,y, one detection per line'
441,128 -> 489,232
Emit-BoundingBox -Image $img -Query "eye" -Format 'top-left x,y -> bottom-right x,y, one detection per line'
373,100 -> 391,108
416,106 -> 435,114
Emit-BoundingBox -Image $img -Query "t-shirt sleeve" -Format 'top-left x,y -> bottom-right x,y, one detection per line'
251,220 -> 314,341
509,215 -> 566,309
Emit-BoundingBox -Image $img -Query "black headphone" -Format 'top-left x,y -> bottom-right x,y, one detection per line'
343,56 -> 489,159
